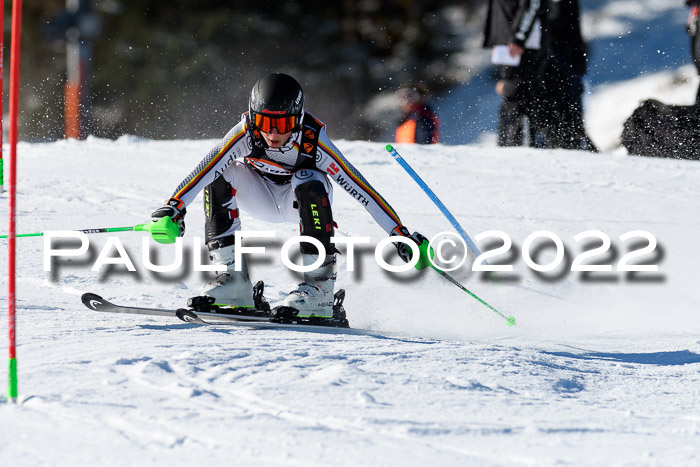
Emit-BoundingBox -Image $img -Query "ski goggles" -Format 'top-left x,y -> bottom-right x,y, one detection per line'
252,112 -> 298,134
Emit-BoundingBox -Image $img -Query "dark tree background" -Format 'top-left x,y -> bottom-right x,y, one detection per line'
9,0 -> 487,141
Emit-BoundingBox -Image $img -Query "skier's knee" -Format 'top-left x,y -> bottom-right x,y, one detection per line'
294,180 -> 335,255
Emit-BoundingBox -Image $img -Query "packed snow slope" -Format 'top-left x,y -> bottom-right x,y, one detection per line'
0,131 -> 699,465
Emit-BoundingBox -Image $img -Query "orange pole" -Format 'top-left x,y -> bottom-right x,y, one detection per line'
64,81 -> 80,139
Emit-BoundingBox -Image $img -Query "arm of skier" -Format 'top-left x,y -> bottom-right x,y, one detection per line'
315,129 -> 402,234
171,117 -> 250,206
149,116 -> 251,239
315,129 -> 431,267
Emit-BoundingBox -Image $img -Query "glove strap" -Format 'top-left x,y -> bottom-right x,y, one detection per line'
391,225 -> 410,237
165,197 -> 186,220
391,226 -> 434,270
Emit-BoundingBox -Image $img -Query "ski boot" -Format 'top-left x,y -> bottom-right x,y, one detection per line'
201,244 -> 255,308
282,253 -> 336,319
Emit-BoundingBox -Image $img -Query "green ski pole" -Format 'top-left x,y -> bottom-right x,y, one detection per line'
1,217 -> 181,244
430,263 -> 516,326
412,237 -> 515,326
1,225 -> 138,239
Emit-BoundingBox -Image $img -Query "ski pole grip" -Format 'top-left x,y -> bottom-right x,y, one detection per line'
136,217 -> 180,244
414,238 -> 434,270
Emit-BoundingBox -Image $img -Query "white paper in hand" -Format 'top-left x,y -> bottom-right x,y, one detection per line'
491,46 -> 521,66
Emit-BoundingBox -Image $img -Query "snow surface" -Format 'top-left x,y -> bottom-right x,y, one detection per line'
2,1 -> 700,465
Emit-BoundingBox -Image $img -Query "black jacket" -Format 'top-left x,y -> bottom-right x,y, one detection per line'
547,0 -> 587,75
483,0 -> 547,48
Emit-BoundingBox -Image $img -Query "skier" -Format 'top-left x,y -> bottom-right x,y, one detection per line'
148,73 -> 428,320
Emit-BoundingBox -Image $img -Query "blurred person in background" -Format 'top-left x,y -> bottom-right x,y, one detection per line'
542,0 -> 598,151
688,0 -> 700,104
492,72 -> 534,147
395,84 -> 441,144
483,0 -> 550,147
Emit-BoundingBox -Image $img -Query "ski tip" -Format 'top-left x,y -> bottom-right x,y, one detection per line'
506,316 -> 516,327
176,309 -> 208,325
385,144 -> 394,152
81,293 -> 105,310
0,394 -> 36,405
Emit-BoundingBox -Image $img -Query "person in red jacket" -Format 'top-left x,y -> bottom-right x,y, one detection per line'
395,84 -> 440,144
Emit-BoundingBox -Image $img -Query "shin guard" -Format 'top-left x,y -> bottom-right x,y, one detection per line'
294,180 -> 335,255
204,176 -> 239,250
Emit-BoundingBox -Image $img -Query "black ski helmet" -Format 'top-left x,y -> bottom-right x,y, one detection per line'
249,73 -> 304,131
